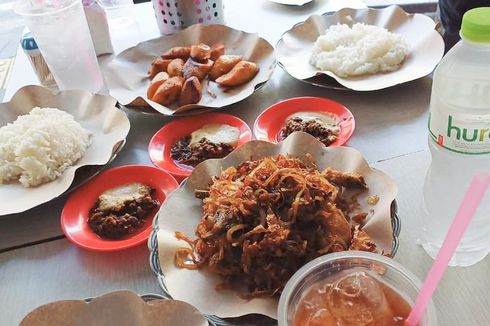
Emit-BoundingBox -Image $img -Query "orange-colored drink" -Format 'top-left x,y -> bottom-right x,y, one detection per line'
294,271 -> 414,326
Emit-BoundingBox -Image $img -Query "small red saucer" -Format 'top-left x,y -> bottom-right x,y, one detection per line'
61,165 -> 179,252
253,97 -> 355,146
148,113 -> 252,182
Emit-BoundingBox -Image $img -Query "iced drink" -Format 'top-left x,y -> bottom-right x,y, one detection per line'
294,270 -> 413,326
15,0 -> 105,93
278,251 -> 437,326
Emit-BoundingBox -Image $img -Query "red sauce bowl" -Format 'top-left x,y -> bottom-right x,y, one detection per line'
61,165 -> 179,252
149,113 -> 252,182
253,97 -> 355,146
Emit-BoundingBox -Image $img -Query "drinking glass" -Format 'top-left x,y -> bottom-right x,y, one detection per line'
15,0 -> 105,93
278,251 -> 438,326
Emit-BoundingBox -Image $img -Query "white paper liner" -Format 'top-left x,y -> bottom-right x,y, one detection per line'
102,24 -> 276,115
19,290 -> 207,326
0,85 -> 130,216
157,132 -> 398,319
276,6 -> 444,91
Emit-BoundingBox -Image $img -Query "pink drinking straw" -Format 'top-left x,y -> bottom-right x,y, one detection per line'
405,172 -> 490,326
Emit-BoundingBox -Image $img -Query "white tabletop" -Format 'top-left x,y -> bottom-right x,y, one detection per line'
1,1 -> 489,325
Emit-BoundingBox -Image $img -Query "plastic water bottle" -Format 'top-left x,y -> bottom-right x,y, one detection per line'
421,7 -> 490,266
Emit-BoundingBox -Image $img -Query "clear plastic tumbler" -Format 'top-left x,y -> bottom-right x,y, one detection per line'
15,0 -> 105,93
278,251 -> 437,326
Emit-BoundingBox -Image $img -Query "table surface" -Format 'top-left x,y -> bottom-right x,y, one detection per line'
1,1 -> 489,325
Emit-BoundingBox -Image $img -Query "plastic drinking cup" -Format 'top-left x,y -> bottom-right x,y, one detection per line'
15,0 -> 105,93
278,251 -> 437,326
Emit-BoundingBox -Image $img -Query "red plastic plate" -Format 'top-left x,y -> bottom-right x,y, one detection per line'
61,165 -> 179,252
148,113 -> 252,181
253,97 -> 355,146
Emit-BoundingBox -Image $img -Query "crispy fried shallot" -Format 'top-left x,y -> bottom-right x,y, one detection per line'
175,155 -> 377,297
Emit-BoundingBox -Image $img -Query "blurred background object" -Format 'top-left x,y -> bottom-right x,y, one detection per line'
438,0 -> 490,51
98,0 -> 134,9
151,0 -> 224,35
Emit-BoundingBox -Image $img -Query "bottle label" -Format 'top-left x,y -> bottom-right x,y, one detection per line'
429,109 -> 490,154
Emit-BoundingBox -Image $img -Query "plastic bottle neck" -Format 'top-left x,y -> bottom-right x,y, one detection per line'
459,33 -> 490,49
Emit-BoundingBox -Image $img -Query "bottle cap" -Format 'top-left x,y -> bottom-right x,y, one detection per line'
21,32 -> 38,51
461,7 -> 490,43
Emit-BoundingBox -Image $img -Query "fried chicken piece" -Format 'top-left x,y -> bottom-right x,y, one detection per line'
349,225 -> 377,252
147,71 -> 169,99
352,212 -> 368,224
149,58 -> 172,78
150,76 -> 184,106
182,58 -> 214,80
190,43 -> 211,62
161,46 -> 191,60
179,76 -> 202,105
323,167 -> 367,189
210,43 -> 225,61
320,204 -> 352,252
215,61 -> 259,87
167,58 -> 185,77
208,55 -> 243,81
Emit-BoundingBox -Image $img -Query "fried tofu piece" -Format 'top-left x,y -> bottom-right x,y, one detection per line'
179,76 -> 202,105
210,43 -> 225,61
323,167 -> 367,189
161,46 -> 191,60
215,61 -> 259,87
190,43 -> 211,62
208,55 -> 243,81
149,58 -> 172,79
147,71 -> 169,99
182,58 -> 214,80
167,58 -> 185,77
150,76 -> 184,106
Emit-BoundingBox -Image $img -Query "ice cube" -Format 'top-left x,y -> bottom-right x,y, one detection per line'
306,308 -> 336,326
326,271 -> 394,326
298,283 -> 337,326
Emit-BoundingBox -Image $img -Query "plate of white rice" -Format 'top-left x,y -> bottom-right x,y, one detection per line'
0,86 -> 130,216
276,5 -> 444,91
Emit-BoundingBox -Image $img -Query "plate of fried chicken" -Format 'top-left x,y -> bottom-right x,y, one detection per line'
102,24 -> 276,116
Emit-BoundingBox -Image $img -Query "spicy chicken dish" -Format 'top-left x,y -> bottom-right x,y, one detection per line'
170,124 -> 240,167
88,183 -> 160,239
174,155 -> 378,297
280,112 -> 340,147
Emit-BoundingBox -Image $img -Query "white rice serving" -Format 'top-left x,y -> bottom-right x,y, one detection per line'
0,107 -> 91,187
310,23 -> 409,77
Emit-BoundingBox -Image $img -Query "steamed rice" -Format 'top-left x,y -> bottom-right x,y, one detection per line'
0,107 -> 91,187
310,23 -> 409,77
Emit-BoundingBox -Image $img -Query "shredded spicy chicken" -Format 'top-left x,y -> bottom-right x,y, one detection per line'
280,117 -> 339,147
170,136 -> 235,167
175,155 -> 377,297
